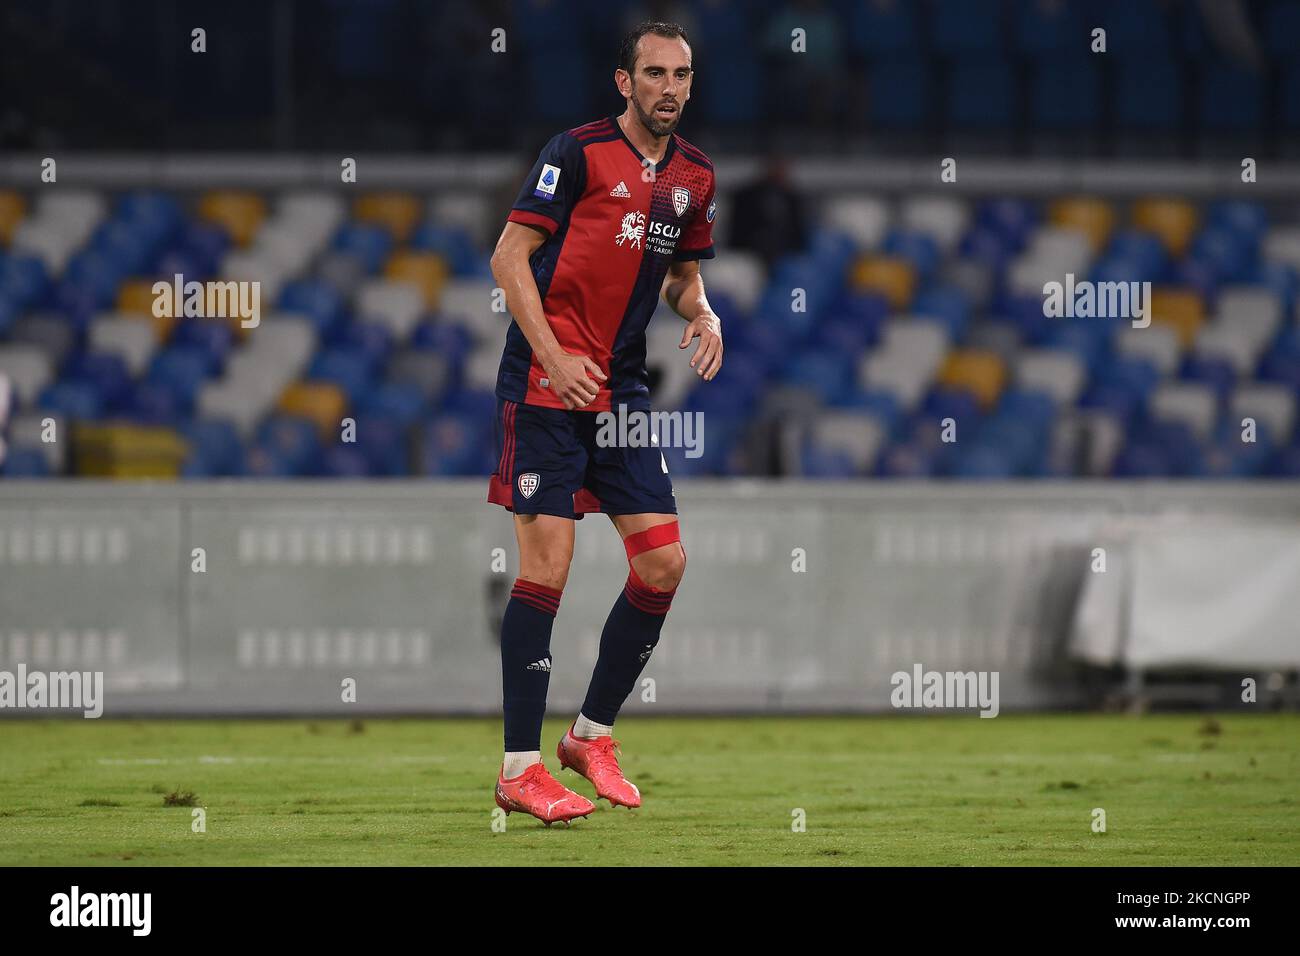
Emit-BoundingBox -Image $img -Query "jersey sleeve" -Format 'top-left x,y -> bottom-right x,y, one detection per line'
506,132 -> 587,238
674,173 -> 717,261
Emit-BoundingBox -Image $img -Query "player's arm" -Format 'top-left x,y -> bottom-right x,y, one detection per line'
662,259 -> 722,382
489,221 -> 606,409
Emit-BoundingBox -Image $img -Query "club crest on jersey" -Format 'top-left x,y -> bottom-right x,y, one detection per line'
672,186 -> 691,218
616,211 -> 646,249
518,472 -> 540,499
534,164 -> 560,200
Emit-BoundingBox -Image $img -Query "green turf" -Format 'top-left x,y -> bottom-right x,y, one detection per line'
0,714 -> 1296,866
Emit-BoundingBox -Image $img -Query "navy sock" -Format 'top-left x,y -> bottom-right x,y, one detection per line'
501,578 -> 562,752
579,568 -> 675,725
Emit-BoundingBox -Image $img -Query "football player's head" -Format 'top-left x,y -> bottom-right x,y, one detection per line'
616,21 -> 692,138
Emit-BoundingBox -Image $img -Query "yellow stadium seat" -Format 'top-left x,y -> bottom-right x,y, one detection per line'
277,382 -> 348,441
0,190 -> 26,245
198,190 -> 267,247
355,192 -> 422,243
1148,287 -> 1205,348
937,349 -> 1007,410
73,424 -> 189,479
1132,198 -> 1199,258
1049,197 -> 1115,253
385,251 -> 450,310
115,281 -> 177,342
850,255 -> 915,310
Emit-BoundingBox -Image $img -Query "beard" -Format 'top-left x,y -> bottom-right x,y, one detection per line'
631,89 -> 680,138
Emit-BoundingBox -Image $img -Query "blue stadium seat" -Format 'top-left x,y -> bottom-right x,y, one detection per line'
1030,58 -> 1100,130
867,57 -> 930,129
332,223 -> 394,274
932,0 -> 1004,54
848,0 -> 920,55
410,222 -> 484,276
308,349 -> 375,403
1014,0 -> 1087,58
257,414 -> 324,475
0,255 -> 52,311
182,418 -> 244,476
1264,0 -> 1300,56
279,280 -> 347,335
947,60 -> 1016,129
1199,63 -> 1265,132
1115,56 -> 1182,131
38,381 -> 103,421
1,447 -> 52,477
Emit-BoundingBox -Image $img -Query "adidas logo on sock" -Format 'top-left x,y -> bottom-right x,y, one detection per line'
526,657 -> 552,672
609,180 -> 631,198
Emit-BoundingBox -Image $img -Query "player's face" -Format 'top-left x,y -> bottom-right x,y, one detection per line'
623,35 -> 692,138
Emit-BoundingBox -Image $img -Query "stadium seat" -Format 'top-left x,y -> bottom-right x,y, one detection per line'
1148,287 -> 1206,347
1049,197 -> 1115,253
1015,349 -> 1087,406
851,255 -> 916,310
937,350 -> 1007,410
1029,57 -> 1101,130
1112,54 -> 1185,130
1198,63 -> 1265,133
73,423 -> 188,478
824,196 -> 891,251
8,314 -> 77,370
0,191 -> 26,244
947,59 -> 1016,129
900,196 -> 970,253
89,315 -> 157,377
0,345 -> 55,407
354,193 -> 422,243
866,57 -> 931,130
1150,381 -> 1218,442
198,191 -> 267,247
1115,323 -> 1182,376
356,279 -> 425,342
277,381 -> 348,441
384,251 -> 449,310
1133,198 -> 1199,258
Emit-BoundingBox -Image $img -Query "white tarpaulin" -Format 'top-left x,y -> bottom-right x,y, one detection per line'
1072,521 -> 1300,669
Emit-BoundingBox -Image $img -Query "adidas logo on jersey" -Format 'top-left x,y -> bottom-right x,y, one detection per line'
526,657 -> 552,672
609,180 -> 631,198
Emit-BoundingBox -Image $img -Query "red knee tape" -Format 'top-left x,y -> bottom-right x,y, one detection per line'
623,521 -> 681,561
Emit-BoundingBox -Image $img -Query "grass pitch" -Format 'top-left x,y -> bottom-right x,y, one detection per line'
0,713 -> 1296,866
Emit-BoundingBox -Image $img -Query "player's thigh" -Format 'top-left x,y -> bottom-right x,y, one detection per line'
610,512 -> 686,590
514,513 -> 575,591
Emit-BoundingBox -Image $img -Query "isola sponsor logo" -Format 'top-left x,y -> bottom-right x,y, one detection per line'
645,220 -> 681,256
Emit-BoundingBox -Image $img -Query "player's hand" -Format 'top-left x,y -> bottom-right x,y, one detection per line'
545,352 -> 607,409
679,311 -> 723,381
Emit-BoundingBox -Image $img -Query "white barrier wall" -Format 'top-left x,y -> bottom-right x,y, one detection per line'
0,481 -> 1296,716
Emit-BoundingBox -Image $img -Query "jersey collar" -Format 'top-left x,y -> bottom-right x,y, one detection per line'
609,114 -> 677,175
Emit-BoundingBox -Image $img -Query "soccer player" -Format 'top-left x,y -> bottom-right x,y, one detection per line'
487,21 -> 722,825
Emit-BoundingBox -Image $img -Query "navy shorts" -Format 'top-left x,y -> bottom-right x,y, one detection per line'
487,398 -> 677,519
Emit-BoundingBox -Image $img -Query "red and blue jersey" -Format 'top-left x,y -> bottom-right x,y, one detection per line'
496,115 -> 717,413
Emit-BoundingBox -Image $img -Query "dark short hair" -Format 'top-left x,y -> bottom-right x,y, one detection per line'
618,21 -> 690,75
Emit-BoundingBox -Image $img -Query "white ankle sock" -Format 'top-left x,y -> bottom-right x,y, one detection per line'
502,751 -> 541,779
573,713 -> 613,739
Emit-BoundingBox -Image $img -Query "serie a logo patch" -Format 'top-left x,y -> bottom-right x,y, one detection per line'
518,472 -> 540,499
534,164 -> 560,200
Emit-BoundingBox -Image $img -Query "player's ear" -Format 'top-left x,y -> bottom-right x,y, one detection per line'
614,69 -> 630,98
